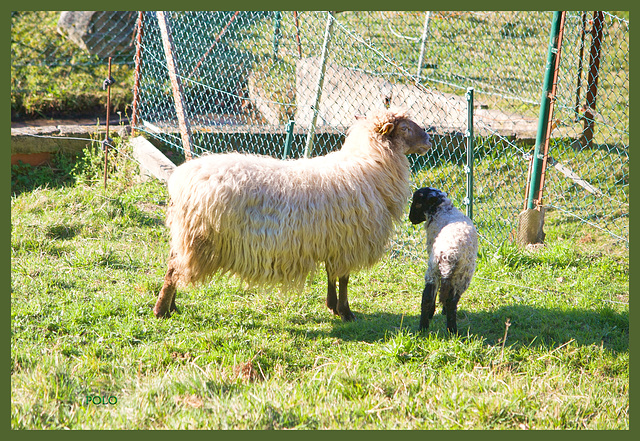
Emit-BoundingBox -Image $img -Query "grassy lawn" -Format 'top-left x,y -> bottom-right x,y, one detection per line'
11,11 -> 133,119
11,143 -> 628,429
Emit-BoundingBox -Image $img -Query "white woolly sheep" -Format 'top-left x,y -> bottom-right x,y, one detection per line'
154,108 -> 432,322
409,187 -> 478,333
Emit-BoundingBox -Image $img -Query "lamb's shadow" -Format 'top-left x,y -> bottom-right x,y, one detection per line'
291,304 -> 628,354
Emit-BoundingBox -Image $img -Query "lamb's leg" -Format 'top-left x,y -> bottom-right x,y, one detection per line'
337,275 -> 356,322
326,271 -> 339,316
154,263 -> 178,318
439,279 -> 459,334
419,282 -> 437,331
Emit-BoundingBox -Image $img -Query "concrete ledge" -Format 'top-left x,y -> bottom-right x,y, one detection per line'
11,124 -> 128,166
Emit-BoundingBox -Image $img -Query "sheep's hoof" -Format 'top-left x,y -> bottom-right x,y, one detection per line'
153,306 -> 172,319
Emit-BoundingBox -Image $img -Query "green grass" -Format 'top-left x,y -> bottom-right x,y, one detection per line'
11,11 -> 133,119
11,145 -> 628,429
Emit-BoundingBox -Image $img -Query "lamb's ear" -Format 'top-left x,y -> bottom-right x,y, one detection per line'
426,192 -> 445,207
379,122 -> 395,135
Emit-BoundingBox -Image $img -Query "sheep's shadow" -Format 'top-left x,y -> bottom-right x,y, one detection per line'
290,304 -> 628,354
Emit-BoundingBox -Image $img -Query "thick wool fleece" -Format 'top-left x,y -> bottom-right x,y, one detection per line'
166,108 -> 427,289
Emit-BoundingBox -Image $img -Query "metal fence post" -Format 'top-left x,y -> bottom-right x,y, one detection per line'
273,11 -> 282,57
283,120 -> 295,159
416,12 -> 431,82
103,57 -> 114,190
526,11 -> 565,210
157,11 -> 194,160
465,87 -> 474,220
304,11 -> 334,158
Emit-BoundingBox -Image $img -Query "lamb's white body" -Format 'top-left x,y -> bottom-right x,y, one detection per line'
409,187 -> 478,332
423,203 -> 478,296
154,108 -> 431,321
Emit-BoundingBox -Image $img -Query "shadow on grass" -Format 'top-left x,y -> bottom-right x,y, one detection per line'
290,304 -> 628,354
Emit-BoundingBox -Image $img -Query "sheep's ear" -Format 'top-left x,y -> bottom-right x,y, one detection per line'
379,122 -> 395,135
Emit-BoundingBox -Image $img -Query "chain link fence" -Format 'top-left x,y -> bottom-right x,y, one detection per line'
13,11 -> 628,253
132,11 -> 628,252
11,11 -> 136,118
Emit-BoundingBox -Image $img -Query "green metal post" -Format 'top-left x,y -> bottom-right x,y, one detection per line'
527,11 -> 564,210
272,11 -> 282,57
465,87 -> 474,220
283,120 -> 295,159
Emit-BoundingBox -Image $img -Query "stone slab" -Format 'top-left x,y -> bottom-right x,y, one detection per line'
130,136 -> 176,183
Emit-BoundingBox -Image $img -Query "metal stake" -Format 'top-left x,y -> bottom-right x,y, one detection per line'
130,11 -> 144,136
188,11 -> 239,80
293,11 -> 303,59
465,87 -> 474,220
103,57 -> 114,190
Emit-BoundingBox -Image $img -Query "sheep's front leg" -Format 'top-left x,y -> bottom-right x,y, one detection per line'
154,264 -> 179,318
419,282 -> 437,331
326,271 -> 339,316
337,275 -> 356,322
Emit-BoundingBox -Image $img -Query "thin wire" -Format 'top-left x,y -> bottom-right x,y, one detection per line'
14,132 -> 141,164
544,203 -> 629,244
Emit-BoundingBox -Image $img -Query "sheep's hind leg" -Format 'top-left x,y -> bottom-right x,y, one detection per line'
419,282 -> 437,331
154,264 -> 179,318
440,279 -> 460,334
326,271 -> 339,316
337,275 -> 356,322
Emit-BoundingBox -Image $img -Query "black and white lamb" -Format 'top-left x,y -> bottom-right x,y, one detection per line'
409,187 -> 478,333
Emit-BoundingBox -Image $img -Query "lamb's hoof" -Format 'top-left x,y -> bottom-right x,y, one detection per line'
340,311 -> 356,322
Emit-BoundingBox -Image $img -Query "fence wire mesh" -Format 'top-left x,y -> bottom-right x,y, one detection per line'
12,11 -> 628,254
132,11 -> 629,253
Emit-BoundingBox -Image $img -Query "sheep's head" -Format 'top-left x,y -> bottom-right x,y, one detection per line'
409,187 -> 448,224
373,109 -> 432,155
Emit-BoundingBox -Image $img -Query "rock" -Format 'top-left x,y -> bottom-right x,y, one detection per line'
294,57 -> 537,138
57,11 -> 137,58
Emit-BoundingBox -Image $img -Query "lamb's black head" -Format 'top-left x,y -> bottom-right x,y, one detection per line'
409,187 -> 447,224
